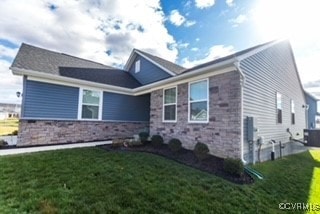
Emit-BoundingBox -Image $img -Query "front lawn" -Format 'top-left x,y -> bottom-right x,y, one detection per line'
0,148 -> 319,213
0,119 -> 18,136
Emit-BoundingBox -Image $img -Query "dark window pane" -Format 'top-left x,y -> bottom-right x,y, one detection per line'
190,80 -> 207,101
164,105 -> 176,121
82,105 -> 99,119
277,109 -> 282,123
83,90 -> 100,105
164,88 -> 176,104
190,101 -> 207,121
292,113 -> 295,125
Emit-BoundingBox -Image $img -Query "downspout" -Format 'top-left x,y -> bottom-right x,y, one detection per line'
234,61 -> 246,164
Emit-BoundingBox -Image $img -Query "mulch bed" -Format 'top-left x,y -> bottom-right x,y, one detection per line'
99,143 -> 254,185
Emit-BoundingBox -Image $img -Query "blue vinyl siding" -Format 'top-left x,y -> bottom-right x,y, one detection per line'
129,55 -> 171,85
24,80 -> 79,119
306,93 -> 319,129
103,92 -> 150,121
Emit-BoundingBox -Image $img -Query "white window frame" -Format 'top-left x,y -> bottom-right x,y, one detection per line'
188,79 -> 209,123
276,92 -> 282,124
291,99 -> 295,125
163,86 -> 177,123
135,60 -> 140,73
78,88 -> 103,120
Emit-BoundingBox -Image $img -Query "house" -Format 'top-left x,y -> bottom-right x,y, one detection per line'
0,103 -> 21,120
10,40 -> 308,163
305,91 -> 320,129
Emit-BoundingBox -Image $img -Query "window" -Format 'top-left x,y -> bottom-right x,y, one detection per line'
163,87 -> 177,122
189,79 -> 208,122
79,89 -> 102,120
276,92 -> 282,124
135,60 -> 140,73
291,100 -> 295,124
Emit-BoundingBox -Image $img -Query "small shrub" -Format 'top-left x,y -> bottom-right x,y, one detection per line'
124,139 -> 143,147
151,135 -> 163,147
0,139 -> 8,147
168,138 -> 182,152
112,138 -> 124,148
223,158 -> 244,176
139,132 -> 149,144
11,130 -> 18,135
194,142 -> 209,161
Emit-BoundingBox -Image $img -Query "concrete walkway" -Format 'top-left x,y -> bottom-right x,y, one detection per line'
0,141 -> 111,156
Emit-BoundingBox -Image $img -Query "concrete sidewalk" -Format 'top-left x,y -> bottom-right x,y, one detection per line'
0,141 -> 111,156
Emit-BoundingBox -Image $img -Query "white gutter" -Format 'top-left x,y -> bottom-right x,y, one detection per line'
234,61 -> 247,164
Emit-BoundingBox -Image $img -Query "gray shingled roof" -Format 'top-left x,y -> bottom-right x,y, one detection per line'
59,67 -> 141,88
135,49 -> 186,74
11,43 -> 141,88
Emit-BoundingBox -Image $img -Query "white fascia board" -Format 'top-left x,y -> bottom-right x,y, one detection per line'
123,49 -> 137,71
11,67 -> 133,96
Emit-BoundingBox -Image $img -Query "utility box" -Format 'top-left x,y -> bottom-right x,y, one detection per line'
304,129 -> 320,147
247,117 -> 258,142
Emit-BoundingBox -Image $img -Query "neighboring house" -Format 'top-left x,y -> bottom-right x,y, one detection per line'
10,40 -> 307,163
0,103 -> 21,120
305,91 -> 320,129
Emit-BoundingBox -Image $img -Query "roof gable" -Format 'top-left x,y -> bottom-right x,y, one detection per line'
124,49 -> 185,75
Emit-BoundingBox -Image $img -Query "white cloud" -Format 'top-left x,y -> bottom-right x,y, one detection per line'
177,42 -> 190,49
252,0 -> 320,98
0,45 -> 18,59
0,59 -> 22,104
195,0 -> 215,9
295,48 -> 320,98
168,10 -> 186,26
229,14 -> 247,27
168,9 -> 196,28
184,20 -> 197,27
0,0 -> 180,103
191,47 -> 199,51
182,45 -> 235,68
226,0 -> 234,7
0,0 -> 178,66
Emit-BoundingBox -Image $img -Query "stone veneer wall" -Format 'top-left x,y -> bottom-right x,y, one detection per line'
17,120 -> 149,146
150,71 -> 242,159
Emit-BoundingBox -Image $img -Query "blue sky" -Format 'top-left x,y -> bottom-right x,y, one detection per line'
0,0 -> 320,103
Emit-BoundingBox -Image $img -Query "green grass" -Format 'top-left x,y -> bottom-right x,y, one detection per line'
0,148 -> 319,213
0,119 -> 18,136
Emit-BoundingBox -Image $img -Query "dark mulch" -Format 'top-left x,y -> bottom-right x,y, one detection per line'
99,143 -> 254,185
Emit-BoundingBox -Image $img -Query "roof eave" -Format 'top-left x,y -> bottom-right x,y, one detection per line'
10,67 -> 134,95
